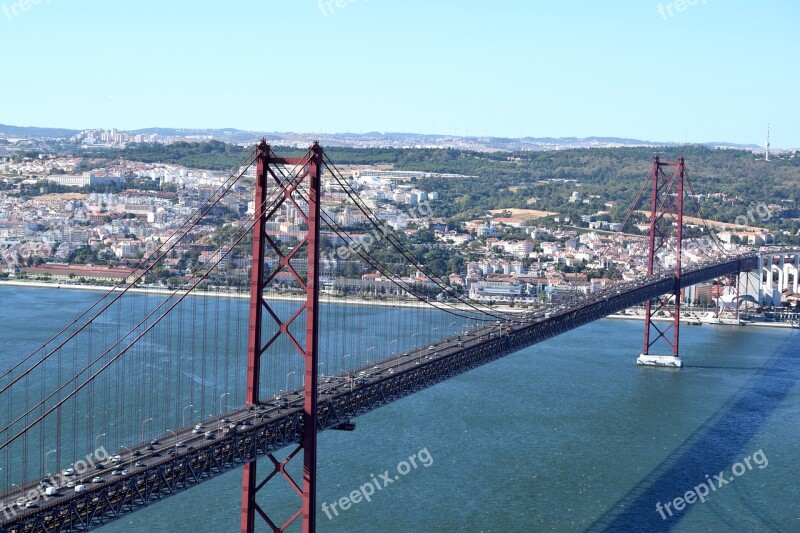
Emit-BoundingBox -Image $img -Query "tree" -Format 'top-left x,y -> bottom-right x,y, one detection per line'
447,256 -> 465,276
416,228 -> 436,243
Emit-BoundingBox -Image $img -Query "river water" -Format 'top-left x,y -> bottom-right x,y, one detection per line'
1,285 -> 798,532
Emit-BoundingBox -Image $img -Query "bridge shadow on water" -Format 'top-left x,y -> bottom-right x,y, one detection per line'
587,331 -> 799,532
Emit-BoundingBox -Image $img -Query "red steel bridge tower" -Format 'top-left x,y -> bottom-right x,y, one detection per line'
637,155 -> 685,368
241,141 -> 323,532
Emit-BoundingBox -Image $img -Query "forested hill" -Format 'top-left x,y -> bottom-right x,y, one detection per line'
86,141 -> 800,240
0,124 -> 80,138
92,141 -> 799,190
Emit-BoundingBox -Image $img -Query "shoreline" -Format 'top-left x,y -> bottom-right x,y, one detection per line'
2,280 -> 795,328
0,279 -> 526,313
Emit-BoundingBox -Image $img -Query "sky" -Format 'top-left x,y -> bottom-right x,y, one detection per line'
0,0 -> 797,147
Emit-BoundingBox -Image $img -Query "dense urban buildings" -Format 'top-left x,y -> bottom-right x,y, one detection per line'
2,137 -> 795,309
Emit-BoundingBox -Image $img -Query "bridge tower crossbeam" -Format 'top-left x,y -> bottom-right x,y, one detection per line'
637,155 -> 685,368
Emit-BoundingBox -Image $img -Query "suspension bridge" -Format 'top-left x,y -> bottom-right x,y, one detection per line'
0,143 -> 796,532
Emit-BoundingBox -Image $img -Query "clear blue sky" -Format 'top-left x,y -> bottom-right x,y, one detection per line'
0,0 -> 797,146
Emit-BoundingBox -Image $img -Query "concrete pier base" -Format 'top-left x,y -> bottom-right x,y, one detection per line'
636,354 -> 683,368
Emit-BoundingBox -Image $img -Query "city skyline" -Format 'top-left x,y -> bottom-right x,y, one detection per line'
0,1 -> 797,147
